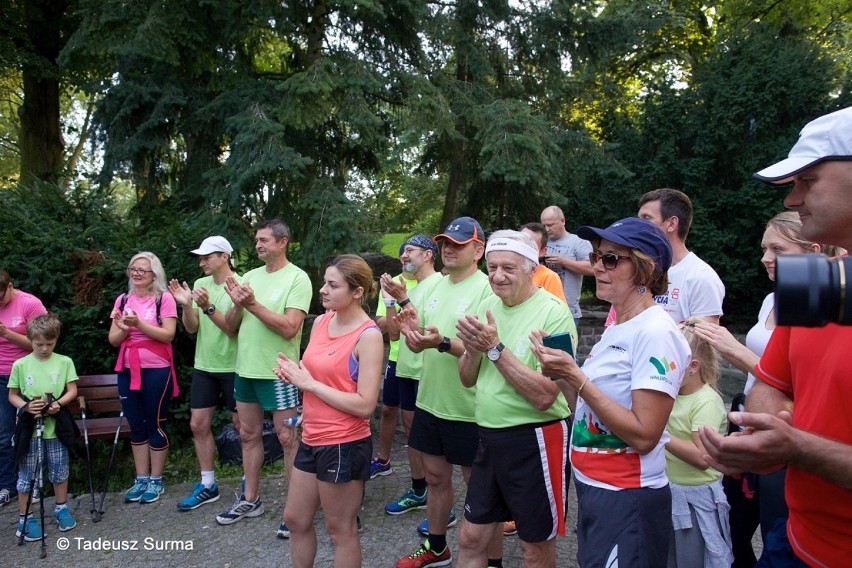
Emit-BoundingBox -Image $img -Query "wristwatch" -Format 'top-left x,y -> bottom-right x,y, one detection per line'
437,336 -> 452,353
486,342 -> 505,362
204,305 -> 216,316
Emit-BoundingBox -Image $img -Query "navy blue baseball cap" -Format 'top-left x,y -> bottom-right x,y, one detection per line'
434,216 -> 485,245
577,217 -> 673,272
404,234 -> 438,256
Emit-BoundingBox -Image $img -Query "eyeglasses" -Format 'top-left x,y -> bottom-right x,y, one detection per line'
126,267 -> 153,275
588,251 -> 632,270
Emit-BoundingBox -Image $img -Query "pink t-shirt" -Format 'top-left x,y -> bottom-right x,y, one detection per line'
112,292 -> 177,367
0,290 -> 47,374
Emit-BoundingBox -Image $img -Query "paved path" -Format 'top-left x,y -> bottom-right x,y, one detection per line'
1,428 -> 579,567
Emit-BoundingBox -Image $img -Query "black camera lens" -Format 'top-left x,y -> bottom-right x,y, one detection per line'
775,254 -> 851,327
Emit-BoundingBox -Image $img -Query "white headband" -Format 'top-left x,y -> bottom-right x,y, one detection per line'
485,239 -> 539,265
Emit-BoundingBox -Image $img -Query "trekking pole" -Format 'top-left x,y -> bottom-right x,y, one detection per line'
78,395 -> 100,522
96,410 -> 124,517
17,403 -> 41,548
38,393 -> 53,559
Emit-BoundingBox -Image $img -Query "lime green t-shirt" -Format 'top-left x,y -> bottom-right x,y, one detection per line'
9,353 -> 78,439
474,289 -> 575,428
235,263 -> 312,379
416,270 -> 492,422
665,382 -> 727,486
396,272 -> 443,380
192,273 -> 241,373
375,274 -> 418,363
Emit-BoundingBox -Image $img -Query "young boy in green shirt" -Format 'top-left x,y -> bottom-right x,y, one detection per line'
8,313 -> 79,541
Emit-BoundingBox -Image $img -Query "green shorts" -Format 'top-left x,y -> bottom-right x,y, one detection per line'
234,375 -> 300,411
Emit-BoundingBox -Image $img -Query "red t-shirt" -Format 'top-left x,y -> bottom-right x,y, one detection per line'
755,324 -> 852,567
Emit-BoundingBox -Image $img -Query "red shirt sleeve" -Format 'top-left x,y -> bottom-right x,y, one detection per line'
753,325 -> 793,395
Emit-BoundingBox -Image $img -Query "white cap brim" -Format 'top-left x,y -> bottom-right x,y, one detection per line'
753,156 -> 825,185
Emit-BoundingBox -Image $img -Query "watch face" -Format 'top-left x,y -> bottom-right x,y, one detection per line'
487,344 -> 504,361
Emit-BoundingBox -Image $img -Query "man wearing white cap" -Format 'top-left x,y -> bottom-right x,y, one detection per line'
168,236 -> 241,511
455,230 -> 575,568
700,106 -> 852,567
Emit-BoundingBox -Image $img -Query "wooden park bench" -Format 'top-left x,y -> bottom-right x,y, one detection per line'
67,374 -> 130,439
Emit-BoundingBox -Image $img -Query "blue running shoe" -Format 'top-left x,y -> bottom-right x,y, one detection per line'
177,482 -> 220,511
369,457 -> 393,479
16,517 -> 44,542
140,479 -> 165,504
384,488 -> 427,515
124,479 -> 149,502
276,521 -> 290,539
55,507 -> 77,532
417,508 -> 458,536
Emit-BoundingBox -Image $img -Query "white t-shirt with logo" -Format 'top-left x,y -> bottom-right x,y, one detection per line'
654,251 -> 725,322
570,305 -> 691,490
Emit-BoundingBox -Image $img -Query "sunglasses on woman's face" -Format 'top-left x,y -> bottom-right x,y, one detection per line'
588,251 -> 631,270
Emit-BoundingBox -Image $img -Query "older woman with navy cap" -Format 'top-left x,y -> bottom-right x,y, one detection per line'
531,217 -> 691,568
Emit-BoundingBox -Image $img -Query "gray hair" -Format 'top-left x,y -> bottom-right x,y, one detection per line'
127,252 -> 168,298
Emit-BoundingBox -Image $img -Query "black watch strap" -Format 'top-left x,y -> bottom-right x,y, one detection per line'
437,336 -> 452,353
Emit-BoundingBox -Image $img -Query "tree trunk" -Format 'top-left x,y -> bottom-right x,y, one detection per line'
18,0 -> 70,187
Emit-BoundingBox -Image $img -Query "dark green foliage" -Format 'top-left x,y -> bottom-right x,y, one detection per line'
600,26 -> 846,320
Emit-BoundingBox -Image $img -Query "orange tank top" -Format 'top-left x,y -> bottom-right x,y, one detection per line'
300,313 -> 378,445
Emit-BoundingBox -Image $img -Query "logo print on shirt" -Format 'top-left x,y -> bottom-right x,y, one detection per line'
649,356 -> 677,375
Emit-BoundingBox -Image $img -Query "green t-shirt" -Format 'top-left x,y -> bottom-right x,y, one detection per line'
416,270 -> 492,421
396,272 -> 443,380
192,273 -> 241,373
665,383 -> 727,486
474,289 -> 575,428
375,274 -> 418,363
9,353 -> 78,439
235,263 -> 312,379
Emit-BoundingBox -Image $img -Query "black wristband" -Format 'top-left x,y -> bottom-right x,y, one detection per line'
398,298 -> 411,308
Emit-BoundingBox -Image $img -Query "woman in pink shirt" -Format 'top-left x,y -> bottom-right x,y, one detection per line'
276,255 -> 383,568
108,252 -> 177,505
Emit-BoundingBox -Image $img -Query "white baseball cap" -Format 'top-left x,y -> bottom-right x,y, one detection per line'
754,106 -> 852,185
190,236 -> 233,256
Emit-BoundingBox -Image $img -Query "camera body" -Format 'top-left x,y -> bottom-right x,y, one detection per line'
774,254 -> 851,326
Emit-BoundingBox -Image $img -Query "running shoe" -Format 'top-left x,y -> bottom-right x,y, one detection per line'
216,494 -> 265,525
55,507 -> 77,532
395,539 -> 452,568
140,479 -> 165,503
369,457 -> 393,479
0,487 -> 15,506
385,488 -> 427,515
503,520 -> 517,536
276,521 -> 290,539
177,483 -> 221,511
16,517 -> 44,542
124,479 -> 149,502
417,508 -> 458,536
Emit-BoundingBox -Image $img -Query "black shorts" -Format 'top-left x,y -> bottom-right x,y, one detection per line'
575,478 -> 672,567
381,362 -> 419,411
190,370 -> 237,412
464,419 -> 571,542
408,408 -> 478,467
293,436 -> 372,483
